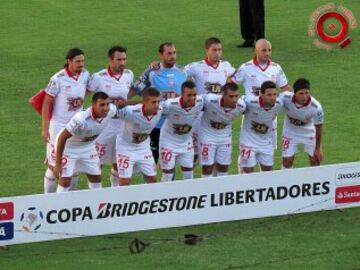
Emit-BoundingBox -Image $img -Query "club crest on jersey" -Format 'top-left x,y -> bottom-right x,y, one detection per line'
67,97 -> 84,111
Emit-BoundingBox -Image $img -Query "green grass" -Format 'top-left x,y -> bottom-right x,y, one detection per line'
0,0 -> 359,269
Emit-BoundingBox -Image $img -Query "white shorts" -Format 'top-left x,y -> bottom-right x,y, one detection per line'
59,143 -> 101,177
159,141 -> 194,170
116,148 -> 156,178
46,122 -> 65,166
199,141 -> 232,166
238,143 -> 274,168
95,131 -> 117,165
282,135 -> 316,158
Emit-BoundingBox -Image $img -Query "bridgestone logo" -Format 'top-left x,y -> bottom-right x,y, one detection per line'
45,182 -> 330,224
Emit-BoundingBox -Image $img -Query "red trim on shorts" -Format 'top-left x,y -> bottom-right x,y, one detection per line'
253,57 -> 271,72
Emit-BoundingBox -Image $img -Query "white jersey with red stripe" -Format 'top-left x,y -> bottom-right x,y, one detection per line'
160,96 -> 204,148
280,91 -> 324,139
185,60 -> 236,95
45,68 -> 90,126
63,104 -> 117,153
116,104 -> 162,151
232,58 -> 288,96
240,95 -> 283,150
200,94 -> 246,144
88,67 -> 134,133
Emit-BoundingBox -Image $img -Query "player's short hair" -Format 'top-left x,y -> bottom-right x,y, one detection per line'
222,82 -> 238,95
92,92 -> 109,103
205,37 -> 221,49
293,78 -> 310,93
181,81 -> 196,94
260,81 -> 277,94
108,46 -> 127,59
142,87 -> 160,99
158,42 -> 174,54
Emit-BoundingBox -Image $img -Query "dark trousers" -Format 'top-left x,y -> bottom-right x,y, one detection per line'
150,128 -> 160,164
239,0 -> 265,42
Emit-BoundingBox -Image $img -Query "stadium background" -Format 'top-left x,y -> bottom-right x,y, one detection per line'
0,0 -> 359,269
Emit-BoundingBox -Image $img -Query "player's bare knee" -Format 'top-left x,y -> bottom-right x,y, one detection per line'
59,178 -> 71,187
119,178 -> 130,186
145,176 -> 157,184
282,157 -> 294,168
216,164 -> 228,173
242,167 -> 253,174
260,165 -> 272,171
202,165 -> 213,175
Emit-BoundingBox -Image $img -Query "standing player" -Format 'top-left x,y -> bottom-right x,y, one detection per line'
116,88 -> 162,186
159,81 -> 203,181
231,39 -> 290,159
185,37 -> 236,95
132,42 -> 187,164
185,37 -> 236,160
280,78 -> 324,168
41,48 -> 90,193
88,46 -> 134,187
54,92 -> 116,192
199,83 -> 246,178
239,81 -> 283,173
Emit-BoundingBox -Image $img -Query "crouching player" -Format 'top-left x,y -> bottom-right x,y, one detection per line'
116,88 -> 162,185
280,78 -> 324,168
199,83 -> 246,178
54,92 -> 116,192
159,81 -> 204,181
239,81 -> 283,173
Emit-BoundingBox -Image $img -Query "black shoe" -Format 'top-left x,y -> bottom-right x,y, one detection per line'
237,40 -> 254,48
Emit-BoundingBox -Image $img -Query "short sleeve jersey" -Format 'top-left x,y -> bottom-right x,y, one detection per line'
185,60 -> 235,95
232,58 -> 288,96
45,68 -> 90,125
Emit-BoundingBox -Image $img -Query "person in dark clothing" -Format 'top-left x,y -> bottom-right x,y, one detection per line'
237,0 -> 265,48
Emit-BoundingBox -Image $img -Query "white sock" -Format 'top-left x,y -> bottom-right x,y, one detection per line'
201,174 -> 212,178
110,169 -> 119,187
69,174 -> 79,191
88,182 -> 102,189
56,185 -> 70,193
44,168 -> 57,193
217,172 -> 228,177
161,172 -> 173,182
182,170 -> 193,180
